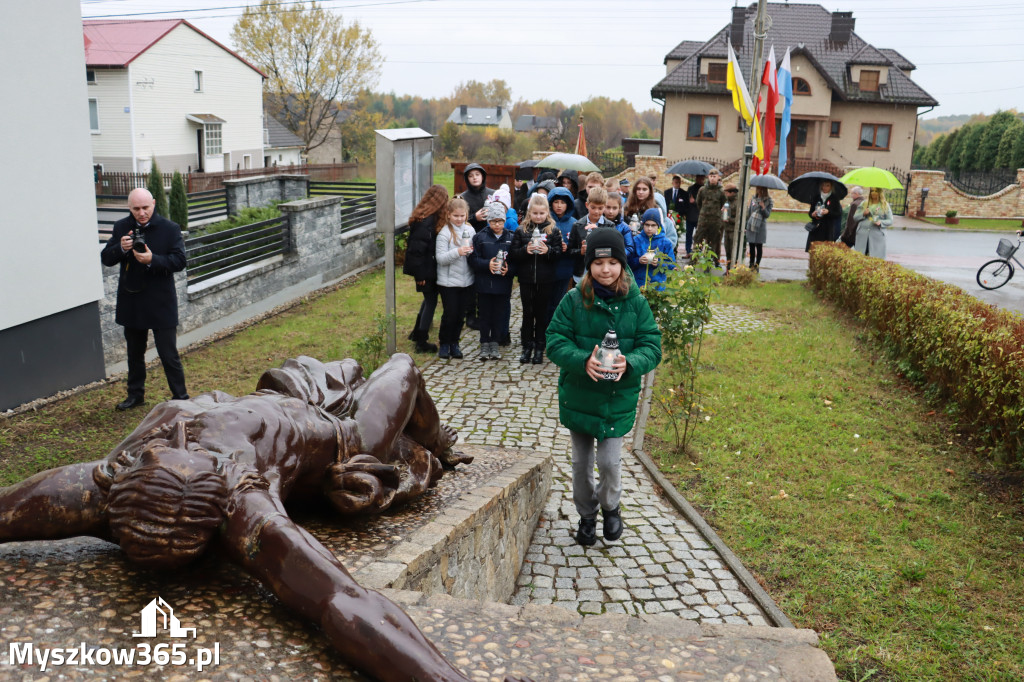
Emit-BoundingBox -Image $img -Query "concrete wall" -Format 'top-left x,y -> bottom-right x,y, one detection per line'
910,169 -> 1024,220
354,452 -> 552,603
0,1 -> 107,409
223,174 -> 309,215
99,188 -> 382,366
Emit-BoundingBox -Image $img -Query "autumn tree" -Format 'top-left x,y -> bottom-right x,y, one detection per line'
231,0 -> 382,153
437,121 -> 461,159
449,80 -> 512,108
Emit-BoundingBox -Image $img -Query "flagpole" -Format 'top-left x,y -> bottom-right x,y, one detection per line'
733,0 -> 768,269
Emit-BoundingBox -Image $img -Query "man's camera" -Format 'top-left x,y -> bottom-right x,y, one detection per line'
131,227 -> 147,253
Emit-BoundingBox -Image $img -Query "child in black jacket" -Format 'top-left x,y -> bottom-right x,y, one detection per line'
469,202 -> 515,360
509,194 -> 564,364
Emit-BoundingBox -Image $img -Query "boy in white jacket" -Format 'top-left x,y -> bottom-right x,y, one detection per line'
435,198 -> 476,359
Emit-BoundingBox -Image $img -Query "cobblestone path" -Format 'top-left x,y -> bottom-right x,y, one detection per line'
421,298 -> 773,625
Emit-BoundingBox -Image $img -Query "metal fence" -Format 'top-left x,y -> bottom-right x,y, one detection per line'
96,189 -> 228,242
309,181 -> 376,232
184,216 -> 290,284
94,163 -> 359,195
919,168 -> 1020,196
884,165 -> 911,216
596,150 -> 626,175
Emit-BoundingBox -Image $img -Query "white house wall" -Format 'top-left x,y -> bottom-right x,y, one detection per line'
88,69 -> 133,172
130,23 -> 264,173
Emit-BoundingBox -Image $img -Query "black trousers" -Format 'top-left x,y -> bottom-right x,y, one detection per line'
520,282 -> 549,347
749,243 -> 763,265
437,285 -> 472,345
411,281 -> 438,342
124,326 -> 187,400
477,293 -> 508,343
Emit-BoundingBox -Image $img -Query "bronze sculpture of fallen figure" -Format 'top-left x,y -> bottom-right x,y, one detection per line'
0,354 -> 529,682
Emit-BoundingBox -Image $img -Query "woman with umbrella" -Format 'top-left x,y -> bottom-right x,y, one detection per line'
744,186 -> 774,271
786,172 -> 846,253
852,187 -> 893,259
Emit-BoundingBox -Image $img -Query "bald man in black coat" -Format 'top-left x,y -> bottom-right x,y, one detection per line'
101,188 -> 188,409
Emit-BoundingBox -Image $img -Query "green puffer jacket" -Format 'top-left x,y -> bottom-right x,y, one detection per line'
546,276 -> 662,440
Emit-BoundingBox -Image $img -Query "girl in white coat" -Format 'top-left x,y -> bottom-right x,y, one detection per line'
853,187 -> 893,259
435,198 -> 476,359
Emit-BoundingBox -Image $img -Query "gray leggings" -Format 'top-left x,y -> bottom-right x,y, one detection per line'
570,431 -> 623,519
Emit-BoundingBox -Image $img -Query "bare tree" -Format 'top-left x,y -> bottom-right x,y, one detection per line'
232,0 -> 382,153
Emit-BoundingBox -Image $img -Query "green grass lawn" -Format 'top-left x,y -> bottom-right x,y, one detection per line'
0,268 -> 431,486
646,282 -> 1024,681
917,216 -> 1023,231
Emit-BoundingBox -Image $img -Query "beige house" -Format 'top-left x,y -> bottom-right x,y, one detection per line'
651,4 -> 937,177
84,19 -> 266,173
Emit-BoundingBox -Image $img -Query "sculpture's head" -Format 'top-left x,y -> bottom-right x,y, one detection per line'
94,422 -> 227,569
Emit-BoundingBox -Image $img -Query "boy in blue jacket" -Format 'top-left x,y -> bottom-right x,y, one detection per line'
547,187 -> 578,317
628,208 -> 675,290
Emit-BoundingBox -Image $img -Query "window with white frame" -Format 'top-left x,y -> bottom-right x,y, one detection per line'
86,70 -> 96,84
88,98 -> 100,133
205,123 -> 222,155
194,70 -> 203,92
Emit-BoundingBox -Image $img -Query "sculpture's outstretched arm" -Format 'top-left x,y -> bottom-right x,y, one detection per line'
223,487 -> 471,682
0,462 -> 110,543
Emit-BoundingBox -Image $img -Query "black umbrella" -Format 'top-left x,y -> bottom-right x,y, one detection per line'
515,159 -> 540,168
786,171 -> 847,204
666,159 -> 715,176
748,173 -> 788,190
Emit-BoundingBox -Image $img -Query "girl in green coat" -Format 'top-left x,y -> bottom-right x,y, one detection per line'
547,228 -> 662,546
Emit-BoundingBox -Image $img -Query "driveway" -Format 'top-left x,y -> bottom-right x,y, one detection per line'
753,216 -> 1024,315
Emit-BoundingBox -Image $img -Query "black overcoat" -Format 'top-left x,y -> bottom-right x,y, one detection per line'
101,214 -> 186,329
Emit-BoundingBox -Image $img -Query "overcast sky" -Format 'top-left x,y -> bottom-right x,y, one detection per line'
80,0 -> 1024,120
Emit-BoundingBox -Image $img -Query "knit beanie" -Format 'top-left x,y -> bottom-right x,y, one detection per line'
492,184 -> 512,209
641,208 -> 662,230
485,202 -> 507,222
584,228 -> 628,270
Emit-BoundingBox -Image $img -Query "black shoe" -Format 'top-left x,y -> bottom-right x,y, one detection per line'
466,317 -> 481,331
576,517 -> 597,546
115,396 -> 144,411
532,348 -> 544,364
450,343 -> 464,359
499,333 -> 512,347
438,344 -> 451,359
602,506 -> 623,541
415,340 -> 438,353
519,343 -> 533,364
407,330 -> 417,341
172,394 -> 190,401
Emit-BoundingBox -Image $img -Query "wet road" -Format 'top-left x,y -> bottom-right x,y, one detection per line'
756,220 -> 1024,314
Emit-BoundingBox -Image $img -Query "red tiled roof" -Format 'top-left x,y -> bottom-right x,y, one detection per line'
82,19 -> 266,78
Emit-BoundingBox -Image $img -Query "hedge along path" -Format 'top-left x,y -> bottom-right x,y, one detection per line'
807,242 -> 1024,461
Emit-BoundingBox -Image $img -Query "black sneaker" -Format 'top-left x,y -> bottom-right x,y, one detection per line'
519,345 -> 532,364
499,333 -> 512,347
416,340 -> 438,353
602,506 -> 623,541
576,517 -> 597,546
450,343 -> 464,359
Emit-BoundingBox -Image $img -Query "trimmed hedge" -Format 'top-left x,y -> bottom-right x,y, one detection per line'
808,243 -> 1024,461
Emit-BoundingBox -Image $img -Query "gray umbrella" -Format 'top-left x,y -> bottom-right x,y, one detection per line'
748,174 -> 788,190
665,159 -> 715,176
535,152 -> 601,173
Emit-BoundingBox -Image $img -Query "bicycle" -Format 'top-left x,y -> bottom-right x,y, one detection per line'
976,231 -> 1024,290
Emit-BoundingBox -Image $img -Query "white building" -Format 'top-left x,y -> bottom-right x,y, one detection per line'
84,19 -> 266,174
0,1 -> 107,409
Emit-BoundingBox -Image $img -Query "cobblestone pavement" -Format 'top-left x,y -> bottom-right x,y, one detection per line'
705,303 -> 782,334
421,295 -> 774,626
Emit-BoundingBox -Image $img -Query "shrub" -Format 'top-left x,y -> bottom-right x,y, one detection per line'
946,210 -> 958,218
146,161 -> 169,217
808,242 -> 1024,461
723,264 -> 757,287
169,171 -> 188,229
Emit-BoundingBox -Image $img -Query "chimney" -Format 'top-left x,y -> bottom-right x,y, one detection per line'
460,104 -> 468,117
497,105 -> 503,119
830,11 -> 855,43
730,6 -> 746,47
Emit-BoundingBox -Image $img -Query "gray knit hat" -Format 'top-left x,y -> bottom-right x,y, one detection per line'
485,202 -> 507,222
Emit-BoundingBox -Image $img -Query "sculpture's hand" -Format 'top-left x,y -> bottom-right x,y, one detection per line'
325,454 -> 399,514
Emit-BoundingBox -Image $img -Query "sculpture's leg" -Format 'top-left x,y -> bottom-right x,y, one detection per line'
225,488 -> 472,682
352,353 -> 456,460
0,462 -> 110,543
